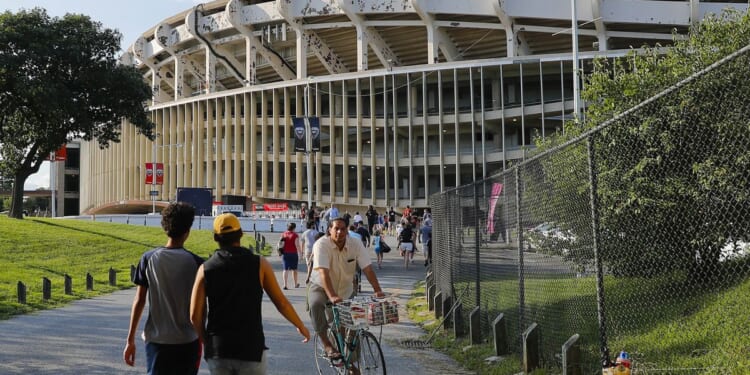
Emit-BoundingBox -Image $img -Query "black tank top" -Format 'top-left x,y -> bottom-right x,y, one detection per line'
203,247 -> 266,361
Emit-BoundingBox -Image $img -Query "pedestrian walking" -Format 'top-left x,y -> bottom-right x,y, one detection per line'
190,213 -> 310,374
123,202 -> 204,375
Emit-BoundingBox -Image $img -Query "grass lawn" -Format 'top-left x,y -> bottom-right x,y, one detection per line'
0,216 -> 268,320
407,271 -> 750,374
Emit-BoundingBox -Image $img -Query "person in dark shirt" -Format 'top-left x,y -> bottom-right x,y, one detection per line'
355,221 -> 371,247
190,213 -> 309,374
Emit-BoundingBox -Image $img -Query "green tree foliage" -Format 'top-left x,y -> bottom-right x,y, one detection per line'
0,8 -> 154,219
533,9 -> 750,279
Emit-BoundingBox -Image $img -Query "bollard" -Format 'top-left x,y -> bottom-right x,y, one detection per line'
42,277 -> 51,301
125,215 -> 129,224
109,267 -> 116,286
523,322 -> 540,373
493,313 -> 509,355
130,265 -> 136,283
562,334 -> 582,375
86,273 -> 94,291
469,306 -> 481,345
64,274 -> 72,295
17,281 -> 26,304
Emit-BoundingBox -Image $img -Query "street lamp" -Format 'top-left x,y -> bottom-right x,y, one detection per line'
151,134 -> 158,214
571,0 -> 581,122
304,76 -> 315,210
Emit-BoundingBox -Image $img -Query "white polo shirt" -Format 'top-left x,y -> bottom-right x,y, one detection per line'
311,236 -> 371,299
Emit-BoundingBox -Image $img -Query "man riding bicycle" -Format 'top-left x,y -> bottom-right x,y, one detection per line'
308,218 -> 385,375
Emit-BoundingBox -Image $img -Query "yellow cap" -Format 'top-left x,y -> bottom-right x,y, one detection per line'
213,213 -> 241,234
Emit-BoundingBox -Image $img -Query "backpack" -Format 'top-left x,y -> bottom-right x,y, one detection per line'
277,237 -> 285,256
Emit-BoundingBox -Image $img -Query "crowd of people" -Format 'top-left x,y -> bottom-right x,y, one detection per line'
124,201 -> 432,375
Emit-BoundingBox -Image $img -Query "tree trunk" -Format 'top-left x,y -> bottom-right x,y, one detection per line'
9,171 -> 31,219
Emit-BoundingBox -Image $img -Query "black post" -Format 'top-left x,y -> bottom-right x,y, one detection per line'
109,267 -> 116,286
86,273 -> 94,291
130,265 -> 136,283
17,281 -> 26,304
473,182 -> 481,310
588,137 -> 610,366
42,277 -> 51,301
515,167 -> 526,347
64,274 -> 72,295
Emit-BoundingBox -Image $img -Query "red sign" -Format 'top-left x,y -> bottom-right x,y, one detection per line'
46,145 -> 67,161
144,163 -> 164,185
263,203 -> 289,211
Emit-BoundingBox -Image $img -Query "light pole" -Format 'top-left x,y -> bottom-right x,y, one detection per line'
304,77 -> 314,211
151,134 -> 157,214
571,0 -> 581,121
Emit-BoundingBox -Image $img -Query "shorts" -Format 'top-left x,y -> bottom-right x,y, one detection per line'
207,351 -> 268,375
281,253 -> 299,270
399,242 -> 414,252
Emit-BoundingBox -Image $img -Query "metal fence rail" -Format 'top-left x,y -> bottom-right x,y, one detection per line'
430,44 -> 750,373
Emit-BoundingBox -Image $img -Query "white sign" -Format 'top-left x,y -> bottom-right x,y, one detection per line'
212,204 -> 244,216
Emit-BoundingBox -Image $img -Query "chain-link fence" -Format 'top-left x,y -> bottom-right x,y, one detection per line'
430,44 -> 750,373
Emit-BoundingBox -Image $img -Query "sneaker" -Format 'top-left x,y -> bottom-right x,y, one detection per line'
283,286 -> 288,290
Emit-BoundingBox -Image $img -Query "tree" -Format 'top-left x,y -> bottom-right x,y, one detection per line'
0,8 -> 154,219
532,9 -> 750,280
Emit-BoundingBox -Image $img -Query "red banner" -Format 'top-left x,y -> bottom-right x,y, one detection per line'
46,145 -> 67,161
145,163 -> 164,185
263,203 -> 289,211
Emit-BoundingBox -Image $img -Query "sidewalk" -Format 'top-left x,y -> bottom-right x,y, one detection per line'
0,232 -> 472,374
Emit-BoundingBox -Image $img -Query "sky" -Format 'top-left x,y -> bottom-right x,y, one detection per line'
4,0 -> 203,189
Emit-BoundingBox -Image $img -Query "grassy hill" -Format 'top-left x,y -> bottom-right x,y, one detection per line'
0,216 -> 263,320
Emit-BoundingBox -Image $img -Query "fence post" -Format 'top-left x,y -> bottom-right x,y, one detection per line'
469,306 -> 481,345
522,322 -> 540,373
563,334 -> 582,375
427,284 -> 436,311
109,267 -> 116,286
64,274 -> 72,295
86,273 -> 94,291
515,167 -> 526,349
130,265 -> 136,282
493,313 -> 509,355
587,137 -> 610,365
442,295 -> 453,329
434,291 -> 443,319
453,302 -> 464,337
473,182 -> 481,310
42,277 -> 51,301
17,281 -> 26,304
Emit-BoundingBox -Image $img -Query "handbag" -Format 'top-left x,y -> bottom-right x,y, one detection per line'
277,237 -> 285,256
381,241 -> 391,253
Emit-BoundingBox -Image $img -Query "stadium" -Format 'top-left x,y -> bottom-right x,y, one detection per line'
78,0 -> 749,214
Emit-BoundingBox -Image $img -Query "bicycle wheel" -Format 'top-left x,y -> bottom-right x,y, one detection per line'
313,329 -> 346,374
355,330 -> 386,375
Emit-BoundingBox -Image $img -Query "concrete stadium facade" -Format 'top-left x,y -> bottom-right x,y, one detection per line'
80,0 -> 749,214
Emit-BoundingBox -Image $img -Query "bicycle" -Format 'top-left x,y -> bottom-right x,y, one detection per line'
313,295 -> 398,374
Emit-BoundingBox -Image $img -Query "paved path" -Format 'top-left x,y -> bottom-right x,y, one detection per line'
0,233 -> 472,374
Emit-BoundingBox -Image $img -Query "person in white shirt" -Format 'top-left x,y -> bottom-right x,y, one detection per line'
301,221 -> 319,283
352,212 -> 363,225
307,218 -> 384,371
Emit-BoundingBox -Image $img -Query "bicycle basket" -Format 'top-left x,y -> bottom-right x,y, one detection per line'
335,299 -> 399,329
